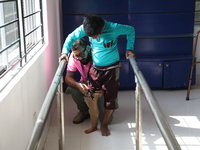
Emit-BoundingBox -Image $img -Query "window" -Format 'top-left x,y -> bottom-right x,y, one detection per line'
195,0 -> 200,24
0,0 -> 44,91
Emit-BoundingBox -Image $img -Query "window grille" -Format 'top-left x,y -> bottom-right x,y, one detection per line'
0,0 -> 44,91
195,0 -> 200,24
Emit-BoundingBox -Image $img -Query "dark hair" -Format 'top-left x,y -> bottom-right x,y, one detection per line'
71,38 -> 87,51
83,14 -> 104,37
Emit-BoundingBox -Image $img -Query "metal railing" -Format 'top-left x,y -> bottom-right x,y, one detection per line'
128,56 -> 181,150
26,59 -> 66,150
26,56 -> 181,150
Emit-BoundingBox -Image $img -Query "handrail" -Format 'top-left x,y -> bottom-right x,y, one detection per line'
26,56 -> 181,149
128,56 -> 181,150
26,59 -> 66,150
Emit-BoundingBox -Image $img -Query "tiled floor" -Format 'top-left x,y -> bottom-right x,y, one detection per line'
44,85 -> 200,150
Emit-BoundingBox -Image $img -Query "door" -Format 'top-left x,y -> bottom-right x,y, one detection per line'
163,60 -> 195,88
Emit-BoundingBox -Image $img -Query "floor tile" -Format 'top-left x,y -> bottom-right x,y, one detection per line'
43,85 -> 200,150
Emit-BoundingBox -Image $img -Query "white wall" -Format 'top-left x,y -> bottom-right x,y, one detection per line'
0,0 -> 62,149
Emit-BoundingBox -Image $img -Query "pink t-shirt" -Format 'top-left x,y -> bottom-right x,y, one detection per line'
67,53 -> 91,82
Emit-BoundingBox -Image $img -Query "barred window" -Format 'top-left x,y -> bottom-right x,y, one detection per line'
195,0 -> 200,24
0,0 -> 44,91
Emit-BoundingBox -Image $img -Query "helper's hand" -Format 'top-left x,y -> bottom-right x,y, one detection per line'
59,54 -> 69,63
78,83 -> 89,94
126,50 -> 136,59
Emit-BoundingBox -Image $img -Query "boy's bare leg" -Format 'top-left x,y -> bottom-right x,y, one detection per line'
85,91 -> 103,134
101,108 -> 113,136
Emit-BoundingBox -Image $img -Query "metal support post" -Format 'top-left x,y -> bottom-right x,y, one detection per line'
129,56 -> 181,150
57,77 -> 65,150
135,77 -> 142,150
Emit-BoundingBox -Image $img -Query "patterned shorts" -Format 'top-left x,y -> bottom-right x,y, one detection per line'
88,64 -> 120,110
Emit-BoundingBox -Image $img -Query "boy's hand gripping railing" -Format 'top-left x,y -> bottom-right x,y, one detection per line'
128,56 -> 181,150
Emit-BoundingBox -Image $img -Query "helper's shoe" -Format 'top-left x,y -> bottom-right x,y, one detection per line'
73,111 -> 90,124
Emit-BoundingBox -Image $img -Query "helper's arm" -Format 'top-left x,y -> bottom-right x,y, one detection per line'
65,72 -> 88,94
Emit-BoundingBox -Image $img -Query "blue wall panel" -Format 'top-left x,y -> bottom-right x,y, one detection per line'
137,61 -> 163,87
62,16 -> 83,40
128,0 -> 195,13
97,15 -> 129,25
62,0 -> 128,14
134,38 -> 194,56
120,61 -> 130,87
129,13 -> 194,35
117,38 -> 127,59
117,37 -> 193,57
62,15 -> 129,44
62,0 -> 195,88
163,60 -> 195,88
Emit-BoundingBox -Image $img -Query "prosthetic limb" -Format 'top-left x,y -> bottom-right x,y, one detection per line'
85,91 -> 103,134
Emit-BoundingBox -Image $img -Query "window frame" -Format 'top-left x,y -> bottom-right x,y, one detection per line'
195,0 -> 200,24
0,0 -> 45,92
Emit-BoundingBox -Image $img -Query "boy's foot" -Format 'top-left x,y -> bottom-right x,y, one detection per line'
85,127 -> 98,134
101,124 -> 111,136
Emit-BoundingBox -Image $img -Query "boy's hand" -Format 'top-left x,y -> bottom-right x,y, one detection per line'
59,54 -> 69,63
126,50 -> 136,59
